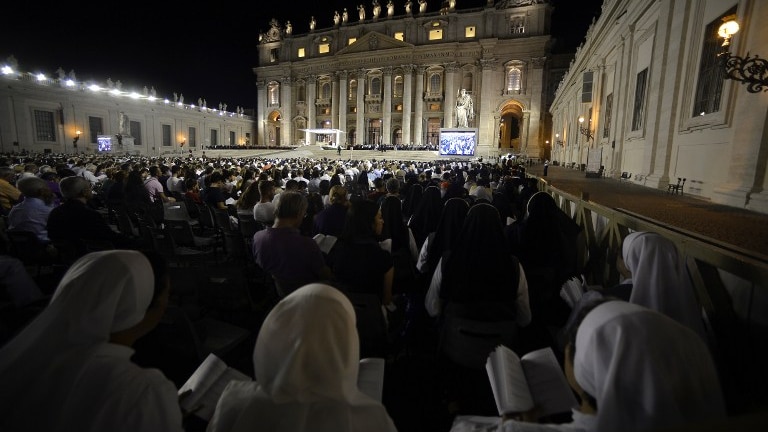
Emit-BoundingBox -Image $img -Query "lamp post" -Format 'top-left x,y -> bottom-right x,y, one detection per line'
718,18 -> 768,93
72,130 -> 81,153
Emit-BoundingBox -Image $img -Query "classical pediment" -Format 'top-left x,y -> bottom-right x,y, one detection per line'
336,31 -> 413,55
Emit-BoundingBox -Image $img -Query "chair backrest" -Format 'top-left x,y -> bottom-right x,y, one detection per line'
213,208 -> 236,234
164,219 -> 197,248
164,201 -> 192,222
196,203 -> 216,232
344,291 -> 388,358
6,230 -> 46,264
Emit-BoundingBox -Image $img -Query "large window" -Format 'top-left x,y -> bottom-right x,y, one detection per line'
321,82 -> 331,99
371,77 -> 381,96
428,73 -> 442,94
631,68 -> 648,131
34,110 -> 55,142
506,68 -> 521,92
268,82 -> 280,106
692,7 -> 735,116
129,121 -> 141,146
188,126 -> 196,147
509,15 -> 525,34
162,124 -> 172,147
230,131 -> 236,146
394,76 -> 403,97
582,71 -> 594,103
210,129 -> 218,147
603,93 -> 613,139
88,116 -> 103,144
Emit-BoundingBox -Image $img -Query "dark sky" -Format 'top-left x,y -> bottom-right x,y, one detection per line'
1,0 -> 601,112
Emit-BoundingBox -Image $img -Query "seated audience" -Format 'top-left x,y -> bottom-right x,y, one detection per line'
7,176 -> 55,242
252,191 -> 333,297
0,250 -> 184,432
0,166 -> 21,215
207,283 -> 398,432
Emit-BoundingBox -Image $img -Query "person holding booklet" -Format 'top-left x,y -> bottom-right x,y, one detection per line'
453,300 -> 726,432
207,283 -> 398,432
0,250 -> 184,432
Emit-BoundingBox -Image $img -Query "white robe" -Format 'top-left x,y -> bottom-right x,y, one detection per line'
207,283 -> 397,432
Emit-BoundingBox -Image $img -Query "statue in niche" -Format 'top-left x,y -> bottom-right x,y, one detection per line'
334,10 -> 340,25
419,0 -> 427,13
405,0 -> 413,14
285,21 -> 292,35
456,88 -> 474,128
372,0 -> 381,19
387,0 -> 394,17
358,4 -> 366,21
309,16 -> 316,31
342,8 -> 348,23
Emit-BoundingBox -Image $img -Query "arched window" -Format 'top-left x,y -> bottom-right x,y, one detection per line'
349,80 -> 358,100
428,73 -> 441,94
394,76 -> 403,97
371,77 -> 381,96
297,82 -> 306,102
507,67 -> 522,92
268,81 -> 280,105
322,82 -> 331,99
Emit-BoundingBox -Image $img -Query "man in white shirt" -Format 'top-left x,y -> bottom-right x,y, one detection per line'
253,180 -> 276,225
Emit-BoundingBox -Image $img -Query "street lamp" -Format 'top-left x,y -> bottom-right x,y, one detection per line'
578,116 -> 594,141
718,17 -> 768,93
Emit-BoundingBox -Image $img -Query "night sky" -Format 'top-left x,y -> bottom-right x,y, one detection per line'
1,0 -> 601,111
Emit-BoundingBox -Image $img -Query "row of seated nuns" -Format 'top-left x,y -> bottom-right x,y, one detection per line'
0,152 -> 735,432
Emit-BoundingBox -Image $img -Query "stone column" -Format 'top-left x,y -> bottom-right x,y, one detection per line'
356,69 -> 366,145
526,56 -> 546,157
256,80 -> 267,146
383,66 -> 393,145
478,58 -> 498,154
401,64 -> 414,146
337,70 -> 348,139
413,65 -> 425,146
331,76 -> 339,130
280,75 -> 293,146
307,75 -> 317,145
444,62 -> 458,128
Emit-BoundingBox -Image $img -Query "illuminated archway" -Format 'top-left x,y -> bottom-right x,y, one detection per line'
267,110 -> 281,146
498,101 -> 524,152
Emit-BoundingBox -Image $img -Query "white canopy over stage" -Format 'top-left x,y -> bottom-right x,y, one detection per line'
298,128 -> 346,146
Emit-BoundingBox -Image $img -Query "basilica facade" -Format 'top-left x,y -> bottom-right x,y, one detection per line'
254,0 -> 557,159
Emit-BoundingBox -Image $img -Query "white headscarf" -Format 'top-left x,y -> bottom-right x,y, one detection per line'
574,301 -> 726,432
207,283 -> 397,432
622,231 -> 706,337
0,250 -> 156,428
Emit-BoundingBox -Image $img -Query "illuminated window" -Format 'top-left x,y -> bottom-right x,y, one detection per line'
429,103 -> 440,111
322,82 -> 331,99
429,29 -> 443,40
394,32 -> 404,41
268,82 -> 280,105
428,73 -> 442,94
465,26 -> 476,38
394,76 -> 403,97
298,47 -> 305,58
506,67 -> 521,91
395,104 -> 403,111
319,43 -> 330,54
270,48 -> 279,62
509,16 -> 525,34
348,37 -> 357,45
33,110 -> 55,142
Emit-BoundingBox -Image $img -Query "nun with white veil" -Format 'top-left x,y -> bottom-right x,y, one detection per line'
207,283 -> 398,432
0,250 -> 183,432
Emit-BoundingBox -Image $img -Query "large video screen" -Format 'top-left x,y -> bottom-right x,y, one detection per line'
439,129 -> 477,156
97,136 -> 112,152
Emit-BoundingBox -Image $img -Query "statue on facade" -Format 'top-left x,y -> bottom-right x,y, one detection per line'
198,98 -> 203,107
456,89 -> 474,128
309,16 -> 316,31
150,86 -> 157,97
285,21 -> 292,35
143,86 -> 149,96
107,78 -> 114,88
419,0 -> 427,13
334,10 -> 341,25
56,67 -> 66,79
178,93 -> 184,104
358,4 -> 366,21
372,0 -> 381,19
449,0 -> 456,10
342,8 -> 348,23
405,0 -> 412,14
387,0 -> 394,17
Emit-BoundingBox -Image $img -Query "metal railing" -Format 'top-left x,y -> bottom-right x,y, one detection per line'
539,180 -> 768,414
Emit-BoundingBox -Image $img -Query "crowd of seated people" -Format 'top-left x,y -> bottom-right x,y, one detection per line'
0,151 -> 735,431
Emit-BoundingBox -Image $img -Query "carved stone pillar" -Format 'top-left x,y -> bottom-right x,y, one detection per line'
337,70 -> 348,139
478,59 -> 497,154
307,75 -> 317,145
383,66 -> 393,145
402,64 -> 414,145
414,65 -> 425,146
280,75 -> 293,146
256,80 -> 267,146
444,62 -> 458,128
331,77 -> 339,130
356,69 -> 366,145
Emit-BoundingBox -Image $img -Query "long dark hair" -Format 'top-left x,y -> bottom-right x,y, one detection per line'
340,198 -> 379,242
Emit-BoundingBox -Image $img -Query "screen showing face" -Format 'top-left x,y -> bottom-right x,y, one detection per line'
439,129 -> 477,156
97,137 -> 112,152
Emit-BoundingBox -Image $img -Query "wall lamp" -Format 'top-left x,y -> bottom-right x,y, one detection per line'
73,130 -> 81,146
718,17 -> 768,93
578,117 -> 594,141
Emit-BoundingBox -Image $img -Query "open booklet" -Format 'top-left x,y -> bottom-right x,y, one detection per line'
178,354 -> 386,422
485,345 -> 577,419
